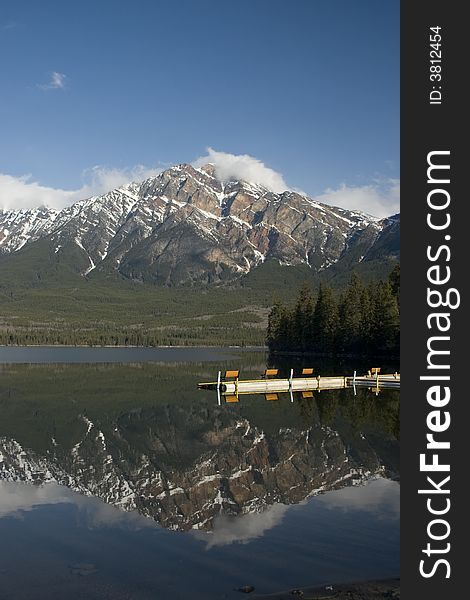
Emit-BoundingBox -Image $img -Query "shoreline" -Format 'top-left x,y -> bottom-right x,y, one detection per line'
0,344 -> 268,350
0,345 -> 398,362
251,578 -> 400,599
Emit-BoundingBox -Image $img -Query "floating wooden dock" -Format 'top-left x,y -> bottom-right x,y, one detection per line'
198,368 -> 400,398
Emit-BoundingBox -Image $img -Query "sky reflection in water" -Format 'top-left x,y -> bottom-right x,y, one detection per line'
0,351 -> 399,599
0,479 -> 399,600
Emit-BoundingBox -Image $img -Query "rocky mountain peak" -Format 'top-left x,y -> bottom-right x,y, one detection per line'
197,163 -> 217,177
0,162 -> 399,285
0,405 -> 397,532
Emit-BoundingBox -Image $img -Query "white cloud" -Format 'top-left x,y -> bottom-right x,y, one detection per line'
193,148 -> 289,193
0,148 -> 399,218
0,481 -> 74,518
313,179 -> 400,218
192,503 -> 289,548
193,149 -> 399,217
0,173 -> 76,211
0,165 -> 162,211
1,21 -> 18,31
80,165 -> 162,197
38,71 -> 67,91
0,482 -> 155,530
314,477 -> 400,519
70,491 -> 156,530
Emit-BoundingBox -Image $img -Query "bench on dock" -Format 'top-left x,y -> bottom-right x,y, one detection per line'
225,395 -> 239,403
198,368 -> 400,397
262,369 -> 279,378
223,370 -> 239,380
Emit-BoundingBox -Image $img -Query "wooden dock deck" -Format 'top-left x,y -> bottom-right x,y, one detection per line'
198,370 -> 400,396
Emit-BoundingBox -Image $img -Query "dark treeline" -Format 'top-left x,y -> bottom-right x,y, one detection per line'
266,265 -> 400,358
0,325 -> 264,348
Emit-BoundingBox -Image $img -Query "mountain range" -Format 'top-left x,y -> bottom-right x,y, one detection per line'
0,387 -> 399,533
0,163 -> 399,287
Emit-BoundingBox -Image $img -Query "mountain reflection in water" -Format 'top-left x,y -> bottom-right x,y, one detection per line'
0,353 -> 399,598
0,358 -> 399,532
0,478 -> 399,600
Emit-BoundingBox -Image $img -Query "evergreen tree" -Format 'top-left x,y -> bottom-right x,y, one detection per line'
359,284 -> 373,351
389,263 -> 400,307
266,300 -> 284,350
368,281 -> 399,355
266,266 -> 400,358
312,284 -> 337,353
292,284 -> 315,351
336,273 -> 364,354
267,300 -> 292,351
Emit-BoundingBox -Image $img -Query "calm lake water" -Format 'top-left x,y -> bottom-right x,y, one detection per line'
0,348 -> 400,599
0,345 -> 254,364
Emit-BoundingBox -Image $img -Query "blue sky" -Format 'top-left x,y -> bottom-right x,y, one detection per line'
0,0 -> 399,216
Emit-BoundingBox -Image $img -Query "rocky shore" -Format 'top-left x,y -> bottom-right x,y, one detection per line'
250,578 -> 400,599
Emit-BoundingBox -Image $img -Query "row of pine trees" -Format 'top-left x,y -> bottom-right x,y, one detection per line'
266,265 -> 400,357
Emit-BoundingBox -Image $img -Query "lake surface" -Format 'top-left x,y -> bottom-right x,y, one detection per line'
0,349 -> 400,599
0,345 -> 256,364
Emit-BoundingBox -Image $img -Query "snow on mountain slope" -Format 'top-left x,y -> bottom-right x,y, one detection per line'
0,414 -> 387,532
0,206 -> 60,252
0,163 -> 396,285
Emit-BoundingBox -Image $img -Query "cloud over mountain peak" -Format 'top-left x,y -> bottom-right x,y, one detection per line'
193,148 -> 289,194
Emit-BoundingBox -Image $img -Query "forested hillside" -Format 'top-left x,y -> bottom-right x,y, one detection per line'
267,265 -> 400,358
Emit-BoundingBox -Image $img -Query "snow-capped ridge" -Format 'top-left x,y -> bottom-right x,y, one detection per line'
0,162 -> 399,283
